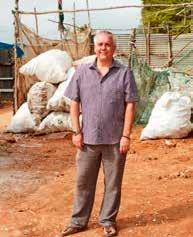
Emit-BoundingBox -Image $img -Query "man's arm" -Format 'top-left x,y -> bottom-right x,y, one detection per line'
120,102 -> 136,154
70,100 -> 83,150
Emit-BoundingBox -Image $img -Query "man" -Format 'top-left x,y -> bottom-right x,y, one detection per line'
61,30 -> 139,237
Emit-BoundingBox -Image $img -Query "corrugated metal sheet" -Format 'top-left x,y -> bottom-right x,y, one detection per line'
115,34 -> 130,55
172,33 -> 193,72
114,32 -> 193,72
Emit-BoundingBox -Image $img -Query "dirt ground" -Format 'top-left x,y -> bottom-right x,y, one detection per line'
1,105 -> 193,237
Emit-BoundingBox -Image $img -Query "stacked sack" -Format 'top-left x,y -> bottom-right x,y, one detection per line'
7,51 -> 96,134
7,49 -> 76,134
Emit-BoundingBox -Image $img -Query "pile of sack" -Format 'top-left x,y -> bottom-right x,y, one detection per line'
7,50 -> 95,134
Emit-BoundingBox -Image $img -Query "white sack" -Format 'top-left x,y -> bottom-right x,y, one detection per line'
27,81 -> 56,125
140,92 -> 192,140
19,49 -> 72,84
73,55 -> 96,67
47,67 -> 75,112
37,112 -> 73,133
6,102 -> 36,133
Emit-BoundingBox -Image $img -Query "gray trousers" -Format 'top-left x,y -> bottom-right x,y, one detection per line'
70,143 -> 126,228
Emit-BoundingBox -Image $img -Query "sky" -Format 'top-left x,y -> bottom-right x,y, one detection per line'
0,0 -> 142,43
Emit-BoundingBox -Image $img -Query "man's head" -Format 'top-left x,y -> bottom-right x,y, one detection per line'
94,31 -> 116,63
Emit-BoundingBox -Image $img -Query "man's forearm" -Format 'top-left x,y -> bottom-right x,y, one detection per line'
70,101 -> 81,132
122,103 -> 136,138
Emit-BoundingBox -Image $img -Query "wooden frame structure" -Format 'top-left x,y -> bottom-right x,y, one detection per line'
12,1 -> 193,112
12,0 -> 93,112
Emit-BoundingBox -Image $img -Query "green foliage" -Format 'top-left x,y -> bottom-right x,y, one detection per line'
142,0 -> 193,34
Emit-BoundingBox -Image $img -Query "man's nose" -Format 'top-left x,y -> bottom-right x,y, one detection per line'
101,44 -> 106,50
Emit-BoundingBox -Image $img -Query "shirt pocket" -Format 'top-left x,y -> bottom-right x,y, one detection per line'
105,88 -> 123,104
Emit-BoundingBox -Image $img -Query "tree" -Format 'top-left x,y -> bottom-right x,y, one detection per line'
142,0 -> 193,34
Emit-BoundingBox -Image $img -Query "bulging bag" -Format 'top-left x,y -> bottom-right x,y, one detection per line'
27,81 -> 56,124
140,92 -> 192,140
6,102 -> 36,133
47,67 -> 75,112
19,49 -> 72,84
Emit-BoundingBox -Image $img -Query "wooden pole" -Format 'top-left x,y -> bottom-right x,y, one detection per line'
145,22 -> 151,65
34,7 -> 39,35
167,25 -> 173,67
86,0 -> 91,27
191,7 -> 193,32
13,0 -> 20,113
184,7 -> 187,25
17,3 -> 193,15
58,0 -> 64,50
73,1 -> 78,59
128,28 -> 136,69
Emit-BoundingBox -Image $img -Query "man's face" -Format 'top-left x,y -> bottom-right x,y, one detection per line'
94,33 -> 116,62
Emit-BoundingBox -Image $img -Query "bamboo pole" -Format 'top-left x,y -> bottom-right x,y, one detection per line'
58,0 -> 64,51
184,7 -> 187,25
145,22 -> 151,65
34,7 -> 39,35
48,19 -> 82,29
13,0 -> 20,113
167,25 -> 173,67
128,28 -> 136,69
73,1 -> 78,59
191,7 -> 193,32
86,0 -> 91,27
17,3 -> 193,15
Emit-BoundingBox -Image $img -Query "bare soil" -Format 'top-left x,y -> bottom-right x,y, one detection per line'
1,105 -> 193,237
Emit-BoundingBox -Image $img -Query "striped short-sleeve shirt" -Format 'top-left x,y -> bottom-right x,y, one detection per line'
64,59 -> 139,145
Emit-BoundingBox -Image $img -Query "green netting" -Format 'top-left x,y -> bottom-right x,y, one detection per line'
131,52 -> 171,125
117,52 -> 193,125
167,70 -> 193,90
167,70 -> 193,122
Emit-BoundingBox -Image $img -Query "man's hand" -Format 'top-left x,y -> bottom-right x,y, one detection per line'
72,133 -> 84,150
119,136 -> 130,154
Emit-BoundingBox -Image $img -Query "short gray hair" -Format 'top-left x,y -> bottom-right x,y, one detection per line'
93,30 -> 116,46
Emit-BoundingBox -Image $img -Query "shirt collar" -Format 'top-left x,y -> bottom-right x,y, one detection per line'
89,58 -> 121,70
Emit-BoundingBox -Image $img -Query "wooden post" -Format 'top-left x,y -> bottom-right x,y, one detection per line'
86,0 -> 91,28
184,7 -> 186,25
73,1 -> 78,59
167,25 -> 173,67
146,22 -> 151,65
34,7 -> 39,35
191,7 -> 193,32
13,0 -> 20,113
128,28 -> 136,69
57,0 -> 64,50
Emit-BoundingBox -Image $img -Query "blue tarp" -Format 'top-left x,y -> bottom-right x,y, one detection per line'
0,42 -> 24,58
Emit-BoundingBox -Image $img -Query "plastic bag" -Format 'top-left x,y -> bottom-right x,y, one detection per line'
27,81 -> 56,124
47,67 -> 75,112
19,49 -> 72,84
140,92 -> 192,140
37,112 -> 73,133
7,102 -> 36,133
